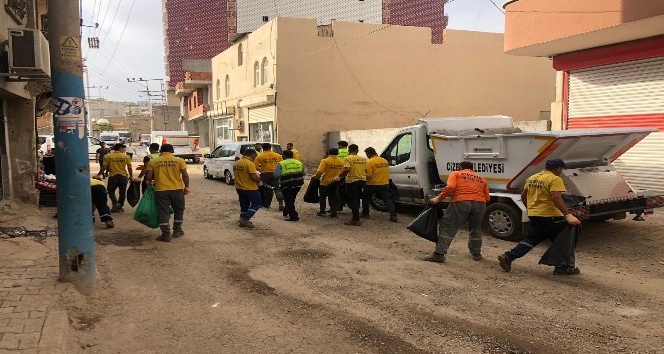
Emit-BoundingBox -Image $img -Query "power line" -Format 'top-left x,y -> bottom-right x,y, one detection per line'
99,0 -> 136,75
99,0 -> 123,45
486,0 -> 505,14
93,0 -> 113,37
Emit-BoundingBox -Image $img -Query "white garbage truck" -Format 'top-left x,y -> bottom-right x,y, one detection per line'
373,116 -> 664,240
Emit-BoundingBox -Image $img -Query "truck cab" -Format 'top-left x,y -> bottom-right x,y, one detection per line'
379,125 -> 438,206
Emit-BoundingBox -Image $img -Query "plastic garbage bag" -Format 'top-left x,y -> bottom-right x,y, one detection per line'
539,224 -> 581,268
133,186 -> 159,229
127,181 -> 141,207
407,206 -> 440,243
303,179 -> 320,204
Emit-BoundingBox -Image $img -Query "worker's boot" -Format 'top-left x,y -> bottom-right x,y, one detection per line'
389,214 -> 399,222
156,226 -> 172,242
497,254 -> 512,272
238,218 -> 255,229
172,222 -> 184,238
423,252 -> 446,263
104,220 -> 115,229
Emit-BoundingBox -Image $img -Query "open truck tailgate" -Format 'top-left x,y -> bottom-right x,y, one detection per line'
430,127 -> 657,192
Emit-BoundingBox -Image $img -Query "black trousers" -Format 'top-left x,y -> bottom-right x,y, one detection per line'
282,187 -> 301,219
107,174 -> 129,207
345,181 -> 366,221
319,182 -> 339,215
506,216 -> 566,261
91,185 -> 112,222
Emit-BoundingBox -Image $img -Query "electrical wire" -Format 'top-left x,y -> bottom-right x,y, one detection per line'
93,0 -> 113,37
486,0 -> 505,14
99,0 -> 136,75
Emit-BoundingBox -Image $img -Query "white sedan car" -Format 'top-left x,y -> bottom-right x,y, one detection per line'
204,142 -> 282,185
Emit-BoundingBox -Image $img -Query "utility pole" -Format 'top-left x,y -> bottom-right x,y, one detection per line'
48,0 -> 96,294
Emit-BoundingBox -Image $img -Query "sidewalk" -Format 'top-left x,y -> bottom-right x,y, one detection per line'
0,205 -> 68,354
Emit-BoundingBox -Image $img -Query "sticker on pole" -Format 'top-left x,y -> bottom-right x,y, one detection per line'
54,97 -> 85,133
60,36 -> 81,61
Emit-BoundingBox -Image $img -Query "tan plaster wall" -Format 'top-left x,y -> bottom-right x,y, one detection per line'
504,0 -> 664,53
274,18 -> 555,163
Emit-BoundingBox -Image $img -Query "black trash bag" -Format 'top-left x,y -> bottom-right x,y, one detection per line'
539,224 -> 581,268
407,206 -> 440,243
260,185 -> 274,208
127,181 -> 141,207
303,179 -> 320,204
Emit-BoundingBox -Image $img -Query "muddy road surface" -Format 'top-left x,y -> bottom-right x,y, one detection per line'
64,165 -> 664,354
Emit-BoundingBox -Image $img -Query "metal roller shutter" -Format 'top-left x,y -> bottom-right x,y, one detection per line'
566,56 -> 664,194
248,105 -> 275,123
613,132 -> 664,194
567,56 -> 664,127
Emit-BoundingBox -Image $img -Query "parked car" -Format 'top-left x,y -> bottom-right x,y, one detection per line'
203,142 -> 282,184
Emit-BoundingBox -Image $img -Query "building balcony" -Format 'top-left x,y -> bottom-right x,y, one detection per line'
174,81 -> 195,97
188,104 -> 209,121
184,71 -> 212,88
504,0 -> 664,56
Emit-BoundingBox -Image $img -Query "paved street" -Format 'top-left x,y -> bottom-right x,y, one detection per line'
2,164 -> 664,353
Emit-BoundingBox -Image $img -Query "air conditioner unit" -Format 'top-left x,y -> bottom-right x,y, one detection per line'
8,28 -> 51,78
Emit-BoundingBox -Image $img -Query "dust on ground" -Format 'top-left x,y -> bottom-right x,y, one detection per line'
55,164 -> 664,353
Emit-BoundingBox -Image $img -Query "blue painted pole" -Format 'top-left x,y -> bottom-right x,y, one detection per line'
47,0 -> 96,294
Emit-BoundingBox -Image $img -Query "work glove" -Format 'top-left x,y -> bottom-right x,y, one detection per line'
429,197 -> 440,205
565,214 -> 581,226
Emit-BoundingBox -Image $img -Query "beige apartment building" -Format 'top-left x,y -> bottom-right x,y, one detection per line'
211,17 -> 556,163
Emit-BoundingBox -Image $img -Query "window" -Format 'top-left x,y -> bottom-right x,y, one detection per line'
249,122 -> 273,142
215,119 -> 233,147
210,146 -> 224,158
254,61 -> 260,87
216,79 -> 221,100
383,133 -> 413,166
238,44 -> 243,66
219,145 -> 237,158
225,75 -> 230,97
261,58 -> 268,85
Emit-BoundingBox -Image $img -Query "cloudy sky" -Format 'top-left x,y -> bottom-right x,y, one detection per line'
82,0 -> 505,102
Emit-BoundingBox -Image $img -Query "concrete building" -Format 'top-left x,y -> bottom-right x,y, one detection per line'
162,0 -> 228,88
210,17 -> 556,164
503,0 -> 664,193
0,1 -> 48,205
163,0 -> 448,88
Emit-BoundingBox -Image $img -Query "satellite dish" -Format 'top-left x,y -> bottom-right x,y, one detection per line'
97,118 -> 110,125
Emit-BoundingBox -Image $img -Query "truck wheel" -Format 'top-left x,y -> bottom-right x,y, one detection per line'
203,166 -> 212,180
483,203 -> 523,242
369,193 -> 389,212
224,170 -> 234,185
